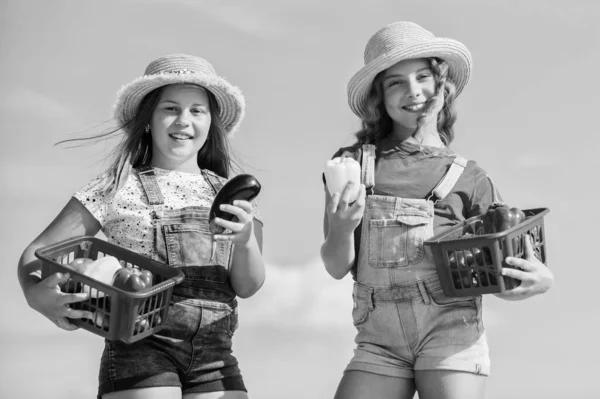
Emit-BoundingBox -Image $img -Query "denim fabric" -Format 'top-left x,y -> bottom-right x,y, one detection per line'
155,208 -> 233,293
343,144 -> 490,378
364,196 -> 434,273
98,168 -> 245,398
329,139 -> 498,236
347,277 -> 489,378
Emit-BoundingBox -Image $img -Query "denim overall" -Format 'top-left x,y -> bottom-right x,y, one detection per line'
98,167 -> 246,397
345,144 -> 490,378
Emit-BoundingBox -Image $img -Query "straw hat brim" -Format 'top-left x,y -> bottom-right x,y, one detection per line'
114,73 -> 245,136
347,37 -> 472,119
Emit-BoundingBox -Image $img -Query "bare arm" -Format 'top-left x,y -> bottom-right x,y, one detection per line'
320,182 -> 366,280
213,202 -> 265,299
229,219 -> 265,298
18,197 -> 102,330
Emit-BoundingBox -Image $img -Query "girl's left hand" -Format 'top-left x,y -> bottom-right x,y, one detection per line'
415,80 -> 446,139
494,235 -> 554,301
212,200 -> 254,248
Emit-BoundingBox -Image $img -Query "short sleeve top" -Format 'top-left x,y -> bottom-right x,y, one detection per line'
327,137 -> 500,233
74,167 -> 262,258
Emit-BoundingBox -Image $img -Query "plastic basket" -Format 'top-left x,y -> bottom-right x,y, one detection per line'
424,208 -> 550,297
35,236 -> 184,343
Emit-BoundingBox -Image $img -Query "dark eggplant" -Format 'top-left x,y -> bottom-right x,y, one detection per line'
209,174 -> 261,234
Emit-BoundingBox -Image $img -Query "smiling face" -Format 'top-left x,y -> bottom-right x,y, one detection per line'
381,58 -> 437,132
149,84 -> 212,171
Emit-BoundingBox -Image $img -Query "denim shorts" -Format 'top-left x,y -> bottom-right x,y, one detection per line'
97,296 -> 245,398
346,275 -> 490,378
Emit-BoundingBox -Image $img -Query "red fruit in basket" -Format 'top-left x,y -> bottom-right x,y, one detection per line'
452,272 -> 462,288
113,268 -> 153,292
483,203 -> 526,234
471,247 -> 493,265
460,271 -> 472,288
451,270 -> 475,289
448,251 -> 474,269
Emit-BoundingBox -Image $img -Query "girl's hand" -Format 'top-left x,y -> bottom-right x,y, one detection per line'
415,78 -> 445,132
212,200 -> 255,248
494,236 -> 554,301
24,272 -> 94,330
327,181 -> 366,236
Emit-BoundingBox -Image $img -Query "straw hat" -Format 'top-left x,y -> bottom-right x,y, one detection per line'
347,21 -> 473,119
114,54 -> 245,135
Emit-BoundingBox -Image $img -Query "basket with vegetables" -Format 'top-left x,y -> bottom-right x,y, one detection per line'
35,236 -> 184,343
424,177 -> 550,297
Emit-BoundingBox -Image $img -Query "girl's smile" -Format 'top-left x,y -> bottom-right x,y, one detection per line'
149,83 -> 212,171
401,102 -> 427,112
382,58 -> 436,132
168,132 -> 194,140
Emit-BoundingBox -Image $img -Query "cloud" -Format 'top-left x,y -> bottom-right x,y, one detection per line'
238,258 -> 354,331
239,258 -> 504,331
0,87 -> 74,121
138,0 -> 286,40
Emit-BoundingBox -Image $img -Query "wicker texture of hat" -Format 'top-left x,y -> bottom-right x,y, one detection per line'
114,54 -> 245,135
347,21 -> 473,119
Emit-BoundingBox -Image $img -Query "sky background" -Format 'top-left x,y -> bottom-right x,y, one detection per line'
1,0 -> 599,398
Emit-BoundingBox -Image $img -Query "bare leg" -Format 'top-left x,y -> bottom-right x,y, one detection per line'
334,370 -> 416,399
103,387 -> 182,399
183,391 -> 248,399
415,370 -> 486,399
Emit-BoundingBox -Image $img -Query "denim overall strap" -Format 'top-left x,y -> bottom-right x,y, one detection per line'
361,144 -> 376,195
137,166 -> 165,219
355,150 -> 467,287
428,155 -> 468,202
201,169 -> 226,196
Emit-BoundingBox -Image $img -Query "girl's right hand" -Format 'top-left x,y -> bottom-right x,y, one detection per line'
326,181 -> 367,236
24,272 -> 94,331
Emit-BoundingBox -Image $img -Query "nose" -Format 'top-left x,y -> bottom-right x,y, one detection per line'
407,79 -> 423,99
175,109 -> 191,126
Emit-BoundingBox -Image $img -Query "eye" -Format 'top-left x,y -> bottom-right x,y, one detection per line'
164,106 -> 178,112
418,73 -> 432,81
191,108 -> 208,115
386,80 -> 403,88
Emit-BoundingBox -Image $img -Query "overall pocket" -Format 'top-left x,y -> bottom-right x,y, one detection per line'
368,213 -> 431,268
426,289 -> 483,339
352,296 -> 370,327
197,303 -> 238,350
429,289 -> 477,307
161,223 -> 233,283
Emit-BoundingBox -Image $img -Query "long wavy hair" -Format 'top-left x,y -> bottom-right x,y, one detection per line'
354,57 -> 458,146
58,85 -> 231,197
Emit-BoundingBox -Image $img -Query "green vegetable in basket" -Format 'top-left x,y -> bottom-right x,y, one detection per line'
113,268 -> 153,292
483,203 -> 526,234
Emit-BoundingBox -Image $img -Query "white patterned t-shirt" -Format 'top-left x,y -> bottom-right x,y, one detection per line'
74,168 -> 261,259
